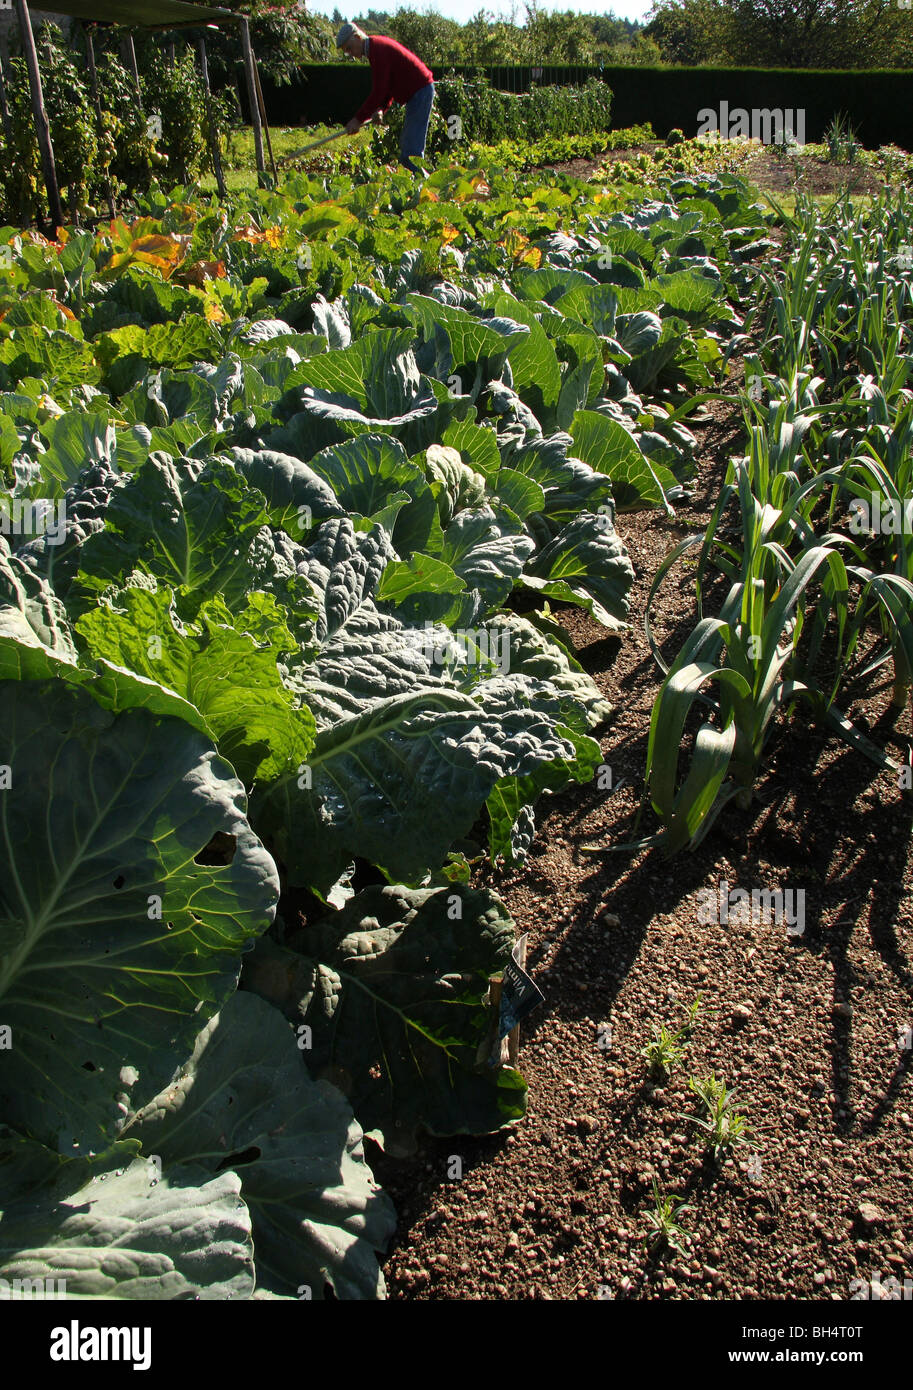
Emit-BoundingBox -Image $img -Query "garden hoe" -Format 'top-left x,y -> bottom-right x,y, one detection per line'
282,129 -> 350,163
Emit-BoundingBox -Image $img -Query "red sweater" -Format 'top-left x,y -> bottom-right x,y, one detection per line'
353,36 -> 433,124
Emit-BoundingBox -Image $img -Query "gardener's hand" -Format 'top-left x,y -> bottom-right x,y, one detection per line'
371,110 -> 385,126
344,117 -> 362,135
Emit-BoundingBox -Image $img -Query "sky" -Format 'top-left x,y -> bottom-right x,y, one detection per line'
309,2 -> 655,26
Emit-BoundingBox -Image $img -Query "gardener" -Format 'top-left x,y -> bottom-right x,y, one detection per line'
336,22 -> 434,174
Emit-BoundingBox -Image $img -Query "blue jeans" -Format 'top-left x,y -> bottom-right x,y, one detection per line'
400,81 -> 434,172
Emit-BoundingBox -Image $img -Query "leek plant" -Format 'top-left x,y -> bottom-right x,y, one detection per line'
636,184 -> 913,852
643,460 -> 850,850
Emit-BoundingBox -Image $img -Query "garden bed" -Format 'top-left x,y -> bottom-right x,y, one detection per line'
371,292 -> 913,1302
2,142 -> 911,1311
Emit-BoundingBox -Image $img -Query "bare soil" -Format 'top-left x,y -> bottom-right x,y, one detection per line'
366,167 -> 913,1301
552,142 -> 892,198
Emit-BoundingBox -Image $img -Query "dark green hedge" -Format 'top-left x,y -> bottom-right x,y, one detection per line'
599,66 -> 913,148
238,63 -> 913,150
232,64 -> 602,126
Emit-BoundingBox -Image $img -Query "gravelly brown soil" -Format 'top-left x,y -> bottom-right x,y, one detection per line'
552,144 -> 895,198
366,195 -> 913,1299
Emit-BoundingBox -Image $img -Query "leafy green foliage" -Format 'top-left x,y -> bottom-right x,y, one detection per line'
372,75 -> 614,163
0,679 -> 279,1153
124,991 -> 397,1299
243,885 -> 526,1153
0,34 -> 99,224
0,1131 -> 257,1299
0,25 -> 236,222
640,187 -> 913,851
647,0 -> 913,69
686,1074 -> 752,1159
642,996 -> 702,1079
643,1177 -> 693,1257
0,153 -> 767,1295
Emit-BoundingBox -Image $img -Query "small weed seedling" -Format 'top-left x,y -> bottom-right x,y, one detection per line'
642,995 -> 702,1080
643,1177 -> 692,1257
686,1074 -> 751,1159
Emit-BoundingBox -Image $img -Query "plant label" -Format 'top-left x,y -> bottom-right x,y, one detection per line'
496,933 -> 544,1041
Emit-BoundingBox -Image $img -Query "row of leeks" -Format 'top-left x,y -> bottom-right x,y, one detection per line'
637,187 -> 913,851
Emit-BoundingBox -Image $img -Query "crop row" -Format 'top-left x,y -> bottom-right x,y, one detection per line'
643,186 -> 913,850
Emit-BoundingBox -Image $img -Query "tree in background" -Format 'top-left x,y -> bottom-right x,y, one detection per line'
460,9 -> 521,64
645,0 -> 733,63
589,13 -> 642,46
727,0 -> 906,67
646,0 -> 913,67
345,6 -> 649,67
202,2 -> 337,86
186,2 -> 913,75
523,3 -> 597,63
385,9 -> 466,65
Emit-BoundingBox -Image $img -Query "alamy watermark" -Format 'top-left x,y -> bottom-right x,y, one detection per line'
697,102 -> 806,146
847,492 -> 913,535
50,1321 -> 151,1369
849,1272 -> 912,1299
0,1276 -> 67,1298
696,879 -> 806,935
416,621 -> 512,675
0,497 -> 66,545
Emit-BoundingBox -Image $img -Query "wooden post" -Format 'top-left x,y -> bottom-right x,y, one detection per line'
197,36 -> 226,199
239,17 -> 265,177
121,34 -> 142,106
84,26 -> 116,221
253,56 -> 278,183
0,56 -> 13,149
14,0 -> 63,231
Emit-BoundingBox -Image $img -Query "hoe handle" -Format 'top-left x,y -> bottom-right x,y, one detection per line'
282,129 -> 349,162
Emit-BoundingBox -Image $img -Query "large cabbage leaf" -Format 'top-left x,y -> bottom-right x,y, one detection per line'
76,585 -> 315,787
0,680 -> 279,1154
269,328 -> 468,458
243,885 -> 526,1154
256,615 -> 598,891
125,991 -> 396,1300
229,446 -> 344,535
570,408 -> 678,512
76,453 -> 269,611
0,1130 -> 255,1300
523,513 -> 635,627
250,515 -> 610,890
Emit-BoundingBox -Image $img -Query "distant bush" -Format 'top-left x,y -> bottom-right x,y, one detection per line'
437,74 -> 613,144
372,75 -> 614,163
